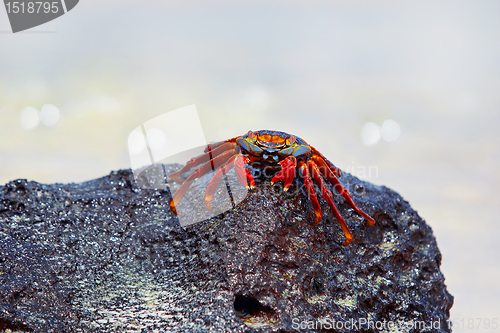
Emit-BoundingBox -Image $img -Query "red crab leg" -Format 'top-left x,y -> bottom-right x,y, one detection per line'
205,154 -> 255,210
234,154 -> 255,189
204,153 -> 256,210
204,154 -> 237,210
169,142 -> 237,182
270,156 -> 297,191
203,138 -> 238,153
308,159 -> 353,246
311,147 -> 341,177
312,154 -> 376,227
169,148 -> 238,215
298,160 -> 322,224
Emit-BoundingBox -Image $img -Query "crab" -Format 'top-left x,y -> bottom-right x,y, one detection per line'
168,130 -> 375,245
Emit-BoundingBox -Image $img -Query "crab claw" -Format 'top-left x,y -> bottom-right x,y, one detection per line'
271,156 -> 297,191
234,154 -> 255,189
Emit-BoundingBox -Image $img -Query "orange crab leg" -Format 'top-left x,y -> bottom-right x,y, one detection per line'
169,142 -> 238,182
312,154 -> 375,227
169,148 -> 238,215
204,155 -> 238,210
298,160 -> 322,224
310,148 -> 341,177
308,159 -> 353,246
270,156 -> 297,191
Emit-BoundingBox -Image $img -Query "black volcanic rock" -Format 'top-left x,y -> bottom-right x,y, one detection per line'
0,166 -> 453,332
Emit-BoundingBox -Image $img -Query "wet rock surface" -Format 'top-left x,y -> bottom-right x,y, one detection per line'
0,166 -> 453,332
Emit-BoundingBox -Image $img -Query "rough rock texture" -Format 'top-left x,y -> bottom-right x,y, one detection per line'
0,165 -> 453,332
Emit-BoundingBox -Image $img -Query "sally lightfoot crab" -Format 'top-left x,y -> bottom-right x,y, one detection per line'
168,130 -> 375,245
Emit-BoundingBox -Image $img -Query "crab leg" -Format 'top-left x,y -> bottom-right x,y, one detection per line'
308,159 -> 353,246
204,153 -> 255,210
234,154 -> 255,189
204,155 -> 238,210
202,130 -> 253,154
311,147 -> 341,177
270,156 -> 297,191
203,138 -> 238,153
169,148 -> 238,215
312,154 -> 375,227
168,142 -> 238,182
298,160 -> 322,224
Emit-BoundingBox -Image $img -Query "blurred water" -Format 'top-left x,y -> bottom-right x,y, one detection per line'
1,1 -> 499,331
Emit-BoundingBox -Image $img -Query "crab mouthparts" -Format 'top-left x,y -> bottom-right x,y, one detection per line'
262,153 -> 279,162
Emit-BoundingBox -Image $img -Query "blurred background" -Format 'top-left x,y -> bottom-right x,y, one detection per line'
1,0 -> 499,331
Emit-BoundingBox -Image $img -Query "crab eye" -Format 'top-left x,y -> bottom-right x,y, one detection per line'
289,136 -> 296,144
247,130 -> 254,139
